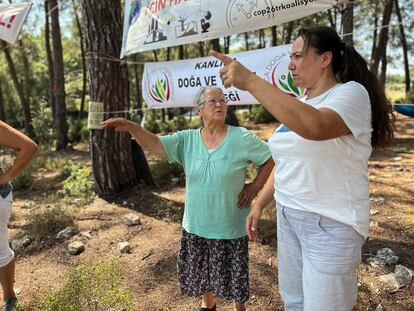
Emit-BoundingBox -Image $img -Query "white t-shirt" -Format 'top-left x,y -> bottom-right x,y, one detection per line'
268,81 -> 372,238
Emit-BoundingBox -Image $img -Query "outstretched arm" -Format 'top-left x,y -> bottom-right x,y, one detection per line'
210,51 -> 349,141
0,121 -> 38,185
101,118 -> 166,157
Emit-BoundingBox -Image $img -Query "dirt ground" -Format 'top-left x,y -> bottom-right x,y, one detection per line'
7,113 -> 414,311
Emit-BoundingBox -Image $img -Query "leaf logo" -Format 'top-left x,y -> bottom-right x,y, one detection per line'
148,73 -> 171,103
271,63 -> 305,97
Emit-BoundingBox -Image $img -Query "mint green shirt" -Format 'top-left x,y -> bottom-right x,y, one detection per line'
159,126 -> 271,239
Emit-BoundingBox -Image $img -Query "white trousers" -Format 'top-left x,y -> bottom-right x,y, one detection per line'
277,204 -> 365,311
0,193 -> 14,268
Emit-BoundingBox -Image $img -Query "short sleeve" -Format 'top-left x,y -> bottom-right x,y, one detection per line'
159,131 -> 186,165
319,81 -> 372,139
241,128 -> 271,166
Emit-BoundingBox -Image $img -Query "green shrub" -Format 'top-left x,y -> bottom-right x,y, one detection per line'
31,101 -> 55,146
9,303 -> 24,311
249,106 -> 276,124
68,118 -> 89,143
150,159 -> 183,181
235,110 -> 251,124
358,283 -> 371,293
30,156 -> 48,171
143,110 -> 162,134
187,116 -> 202,129
46,158 -> 72,172
35,260 -> 134,311
27,205 -> 75,238
12,165 -> 34,191
171,115 -> 188,131
60,163 -> 94,199
58,161 -> 75,181
143,109 -> 201,133
12,155 -> 65,191
151,199 -> 184,223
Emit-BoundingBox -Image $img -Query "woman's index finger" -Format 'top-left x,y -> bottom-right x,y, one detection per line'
209,50 -> 233,65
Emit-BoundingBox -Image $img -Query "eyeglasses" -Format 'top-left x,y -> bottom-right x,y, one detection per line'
200,98 -> 228,106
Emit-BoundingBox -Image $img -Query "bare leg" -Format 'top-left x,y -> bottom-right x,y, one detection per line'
0,260 -> 16,300
201,291 -> 216,308
234,302 -> 246,311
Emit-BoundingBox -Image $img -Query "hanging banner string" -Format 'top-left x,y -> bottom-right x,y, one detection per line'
86,52 -> 145,65
87,103 -> 145,129
340,21 -> 403,39
101,108 -> 143,115
83,22 -> 406,67
1,21 -> 405,56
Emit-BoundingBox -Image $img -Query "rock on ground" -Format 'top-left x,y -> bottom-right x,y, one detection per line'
123,213 -> 142,226
118,241 -> 132,254
56,226 -> 77,240
11,235 -> 32,251
67,241 -> 85,255
367,248 -> 399,267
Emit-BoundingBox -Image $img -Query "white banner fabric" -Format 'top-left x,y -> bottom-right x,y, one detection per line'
142,44 -> 305,109
0,2 -> 32,45
121,0 -> 344,57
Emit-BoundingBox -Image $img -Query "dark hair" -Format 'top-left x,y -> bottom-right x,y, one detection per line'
298,26 -> 395,148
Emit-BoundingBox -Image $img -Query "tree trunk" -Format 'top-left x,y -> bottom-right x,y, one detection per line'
81,0 -> 152,197
129,54 -> 152,185
198,41 -> 205,57
49,0 -> 68,150
44,0 -> 56,122
394,0 -> 410,93
0,78 -> 5,121
341,0 -> 354,46
166,47 -> 171,61
152,50 -> 158,62
371,0 -> 393,75
131,54 -> 142,118
244,32 -> 249,51
380,51 -> 387,87
327,9 -> 337,29
224,36 -> 230,54
130,140 -> 155,186
284,22 -> 294,44
210,38 -> 220,53
178,45 -> 185,59
18,40 -> 33,107
370,1 -> 379,62
1,42 -> 35,137
258,29 -> 265,48
271,26 -> 277,46
72,0 -> 87,119
225,106 -> 239,127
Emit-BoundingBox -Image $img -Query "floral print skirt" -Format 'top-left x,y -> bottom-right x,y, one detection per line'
177,229 -> 249,304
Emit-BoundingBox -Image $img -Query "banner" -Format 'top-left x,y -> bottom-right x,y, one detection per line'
142,44 -> 305,109
121,0 -> 345,57
0,2 -> 32,45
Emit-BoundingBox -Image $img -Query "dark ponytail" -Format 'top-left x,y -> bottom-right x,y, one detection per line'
298,27 -> 395,148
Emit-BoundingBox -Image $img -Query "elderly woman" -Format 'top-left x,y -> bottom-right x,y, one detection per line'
212,26 -> 394,311
0,121 -> 38,311
102,86 -> 274,311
